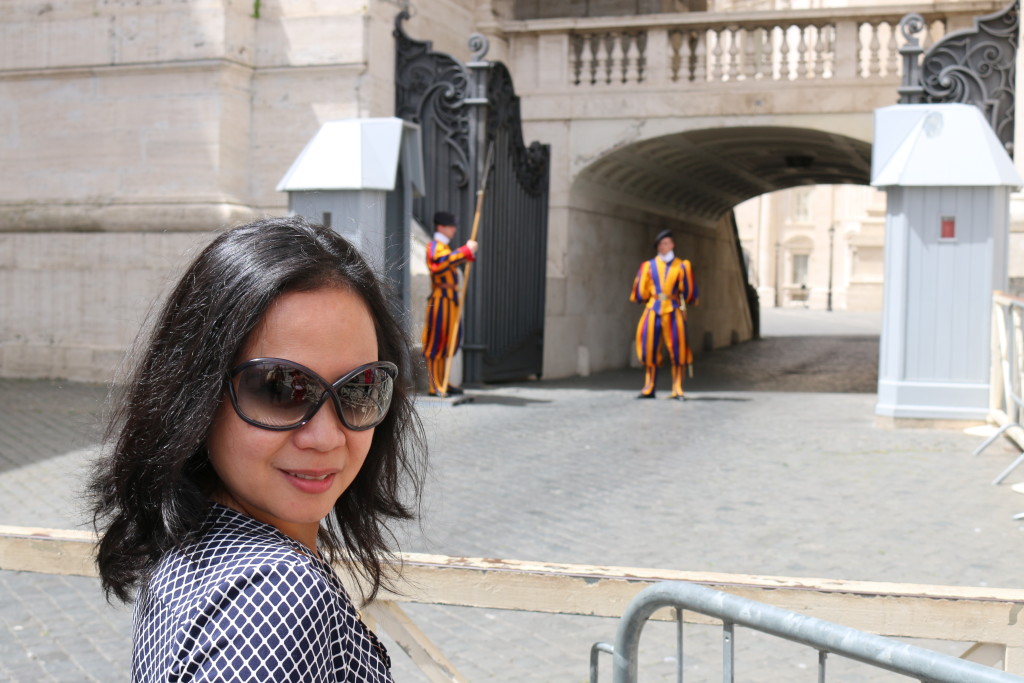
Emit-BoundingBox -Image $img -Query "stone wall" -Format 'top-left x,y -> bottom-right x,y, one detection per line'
1,0 -> 260,230
0,0 -> 480,381
0,231 -> 214,381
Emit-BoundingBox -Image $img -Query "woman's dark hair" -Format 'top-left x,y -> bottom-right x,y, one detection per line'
89,216 -> 425,603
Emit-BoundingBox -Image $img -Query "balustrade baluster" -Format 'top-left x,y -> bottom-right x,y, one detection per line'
855,22 -> 865,77
779,25 -> 792,80
728,27 -> 741,80
885,22 -> 898,76
813,25 -> 825,78
668,29 -> 684,82
635,31 -> 648,83
923,19 -> 941,50
692,30 -> 707,82
623,32 -> 637,83
588,33 -> 600,85
868,22 -> 881,77
711,29 -> 724,81
571,34 -> 585,86
922,20 -> 933,50
757,26 -> 770,80
769,25 -> 781,80
797,24 -> 809,79
603,33 -> 616,84
823,23 -> 836,78
744,28 -> 756,80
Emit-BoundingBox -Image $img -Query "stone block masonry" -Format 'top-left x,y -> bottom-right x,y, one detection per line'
0,232 -> 213,381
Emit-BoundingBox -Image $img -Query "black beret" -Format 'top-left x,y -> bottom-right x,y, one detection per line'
653,229 -> 673,249
433,211 -> 457,228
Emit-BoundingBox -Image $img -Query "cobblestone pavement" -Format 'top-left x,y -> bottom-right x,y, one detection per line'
2,309 -> 1023,681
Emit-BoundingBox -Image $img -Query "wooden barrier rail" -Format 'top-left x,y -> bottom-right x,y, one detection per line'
4,525 -> 1024,679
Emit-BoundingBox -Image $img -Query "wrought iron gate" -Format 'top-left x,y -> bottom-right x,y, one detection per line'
394,12 -> 551,383
898,0 -> 1018,155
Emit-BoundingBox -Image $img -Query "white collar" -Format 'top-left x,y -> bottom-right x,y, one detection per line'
433,231 -> 450,245
658,250 -> 675,263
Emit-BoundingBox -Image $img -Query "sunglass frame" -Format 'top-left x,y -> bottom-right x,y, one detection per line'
224,357 -> 398,432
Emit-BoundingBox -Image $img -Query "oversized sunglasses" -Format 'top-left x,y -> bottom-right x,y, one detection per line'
225,358 -> 397,431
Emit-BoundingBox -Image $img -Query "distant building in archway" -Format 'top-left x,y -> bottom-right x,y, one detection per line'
735,185 -> 888,311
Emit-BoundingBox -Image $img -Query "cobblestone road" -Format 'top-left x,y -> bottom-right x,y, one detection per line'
2,310 -> 1022,681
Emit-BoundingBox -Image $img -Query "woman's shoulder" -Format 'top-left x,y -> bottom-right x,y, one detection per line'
146,505 -> 333,610
133,507 -> 384,682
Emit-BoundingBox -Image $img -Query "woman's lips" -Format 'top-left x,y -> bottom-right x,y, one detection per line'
280,469 -> 337,494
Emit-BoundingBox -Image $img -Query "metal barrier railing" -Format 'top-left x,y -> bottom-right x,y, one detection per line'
591,581 -> 1024,683
976,292 -> 1024,485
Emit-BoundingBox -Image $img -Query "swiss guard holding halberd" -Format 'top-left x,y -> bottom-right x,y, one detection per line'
631,229 -> 699,400
423,211 -> 477,397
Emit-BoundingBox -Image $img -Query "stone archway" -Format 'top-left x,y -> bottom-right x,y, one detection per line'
542,125 -> 873,379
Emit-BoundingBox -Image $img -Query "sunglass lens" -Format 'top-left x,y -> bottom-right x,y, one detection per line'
234,362 -> 323,428
336,365 -> 394,430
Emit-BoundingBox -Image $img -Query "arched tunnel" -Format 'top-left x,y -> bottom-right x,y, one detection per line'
543,124 -> 874,379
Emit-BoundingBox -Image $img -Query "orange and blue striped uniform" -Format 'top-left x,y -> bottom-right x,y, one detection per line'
422,239 -> 475,394
631,256 -> 699,397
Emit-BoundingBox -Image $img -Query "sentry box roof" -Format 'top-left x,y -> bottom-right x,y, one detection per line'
871,103 -> 1021,188
276,117 -> 424,194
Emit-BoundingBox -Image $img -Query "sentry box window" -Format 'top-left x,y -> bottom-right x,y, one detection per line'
940,216 -> 956,241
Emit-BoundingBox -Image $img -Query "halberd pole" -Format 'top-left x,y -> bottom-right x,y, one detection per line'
440,142 -> 495,396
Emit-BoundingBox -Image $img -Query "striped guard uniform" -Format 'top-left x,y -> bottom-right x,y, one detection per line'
630,256 -> 699,397
422,237 -> 475,394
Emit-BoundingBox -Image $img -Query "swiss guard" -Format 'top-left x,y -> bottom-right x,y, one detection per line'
423,211 -> 478,396
630,229 -> 699,400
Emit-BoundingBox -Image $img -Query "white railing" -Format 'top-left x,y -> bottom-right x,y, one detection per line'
978,291 -> 1024,480
502,3 -> 1002,87
4,526 -> 1024,679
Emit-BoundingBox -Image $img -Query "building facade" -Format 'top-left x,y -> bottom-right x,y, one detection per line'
0,0 -> 1016,380
735,184 -> 887,311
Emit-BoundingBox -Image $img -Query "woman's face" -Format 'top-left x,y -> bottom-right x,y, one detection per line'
206,286 -> 379,550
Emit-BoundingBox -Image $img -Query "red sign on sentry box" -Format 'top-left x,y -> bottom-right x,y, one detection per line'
940,216 -> 956,240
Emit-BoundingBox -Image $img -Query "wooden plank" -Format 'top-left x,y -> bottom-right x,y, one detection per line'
4,528 -> 1024,648
373,554 -> 1024,646
0,526 -> 97,577
962,642 -> 1006,670
1006,646 -> 1024,675
389,552 -> 1024,602
363,601 -> 468,683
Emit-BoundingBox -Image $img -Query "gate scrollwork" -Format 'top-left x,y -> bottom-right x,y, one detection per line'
394,11 -> 473,192
899,0 -> 1018,155
487,62 -> 550,198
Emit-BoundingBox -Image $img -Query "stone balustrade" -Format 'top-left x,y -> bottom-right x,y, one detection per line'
502,3 -> 1002,89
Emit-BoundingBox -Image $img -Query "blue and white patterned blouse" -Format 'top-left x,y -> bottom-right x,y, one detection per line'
133,504 -> 393,682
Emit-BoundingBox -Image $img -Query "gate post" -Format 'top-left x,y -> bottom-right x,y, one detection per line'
462,34 -> 493,385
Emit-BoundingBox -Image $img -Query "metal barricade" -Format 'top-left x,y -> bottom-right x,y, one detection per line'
975,292 -> 1024,485
591,581 -> 1024,682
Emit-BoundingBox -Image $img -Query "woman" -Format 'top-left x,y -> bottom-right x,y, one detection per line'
90,217 -> 425,681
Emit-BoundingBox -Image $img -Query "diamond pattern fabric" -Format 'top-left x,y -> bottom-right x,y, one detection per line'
133,504 -> 392,682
